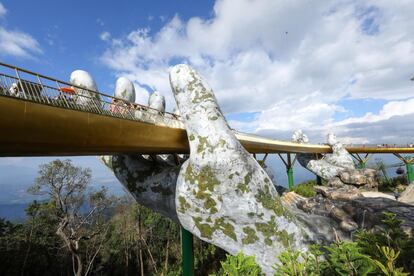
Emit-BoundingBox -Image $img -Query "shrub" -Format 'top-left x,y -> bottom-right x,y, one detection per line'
218,252 -> 262,276
292,180 -> 317,198
355,212 -> 414,272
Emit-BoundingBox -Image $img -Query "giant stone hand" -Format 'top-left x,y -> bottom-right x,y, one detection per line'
293,130 -> 355,179
170,64 -> 311,275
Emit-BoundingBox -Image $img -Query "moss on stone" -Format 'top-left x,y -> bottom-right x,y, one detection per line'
189,134 -> 195,141
178,196 -> 191,213
196,136 -> 215,157
193,217 -> 214,239
204,197 -> 218,214
192,216 -> 237,242
237,172 -> 252,193
185,164 -> 221,215
278,230 -> 295,248
215,218 -> 237,242
255,185 -> 293,221
264,237 -> 272,246
242,227 -> 259,245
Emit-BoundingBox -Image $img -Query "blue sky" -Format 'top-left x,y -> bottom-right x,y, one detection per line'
0,0 -> 413,204
1,0 -> 214,92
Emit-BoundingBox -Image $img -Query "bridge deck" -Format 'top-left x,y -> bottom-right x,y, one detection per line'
0,62 -> 412,157
1,96 -> 413,156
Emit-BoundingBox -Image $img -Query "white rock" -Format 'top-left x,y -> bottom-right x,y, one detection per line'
114,77 -> 135,102
69,70 -> 101,106
149,91 -> 165,113
170,64 -> 310,275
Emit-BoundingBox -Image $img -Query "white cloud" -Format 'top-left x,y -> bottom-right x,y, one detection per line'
0,27 -> 42,58
0,3 -> 7,18
100,31 -> 111,41
0,3 -> 41,58
100,0 -> 414,143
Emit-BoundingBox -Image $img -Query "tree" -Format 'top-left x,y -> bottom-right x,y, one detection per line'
28,159 -> 111,276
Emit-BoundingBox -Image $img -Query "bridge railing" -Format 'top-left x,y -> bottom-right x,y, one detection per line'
0,62 -> 183,127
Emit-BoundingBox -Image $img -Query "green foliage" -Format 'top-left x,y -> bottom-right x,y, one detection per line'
323,241 -> 375,276
292,180 -> 317,198
372,246 -> 409,276
273,246 -> 325,276
273,241 -> 376,276
219,252 -> 262,276
355,212 -> 414,272
272,212 -> 413,276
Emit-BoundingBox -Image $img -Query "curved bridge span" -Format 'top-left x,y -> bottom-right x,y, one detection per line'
0,62 -> 413,157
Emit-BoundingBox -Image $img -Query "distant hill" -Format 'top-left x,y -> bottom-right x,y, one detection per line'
0,203 -> 29,222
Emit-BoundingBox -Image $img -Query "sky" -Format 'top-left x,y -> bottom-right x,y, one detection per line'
0,0 -> 413,204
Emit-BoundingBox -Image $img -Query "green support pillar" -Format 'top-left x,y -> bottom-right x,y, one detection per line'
357,162 -> 366,169
287,167 -> 294,190
406,163 -> 414,183
181,227 -> 194,276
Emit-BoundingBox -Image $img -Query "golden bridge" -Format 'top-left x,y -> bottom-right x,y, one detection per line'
0,62 -> 413,275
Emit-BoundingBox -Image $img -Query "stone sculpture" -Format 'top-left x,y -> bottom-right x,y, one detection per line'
292,130 -> 355,179
114,77 -> 136,103
69,70 -> 101,106
91,66 -> 413,275
170,64 -> 312,275
149,91 -> 165,113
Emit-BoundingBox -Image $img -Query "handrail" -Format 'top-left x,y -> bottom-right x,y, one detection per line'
0,70 -> 184,127
0,61 -> 179,117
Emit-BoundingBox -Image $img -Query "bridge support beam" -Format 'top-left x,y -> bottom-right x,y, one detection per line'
394,154 -> 414,184
181,227 -> 194,276
351,153 -> 371,169
278,153 -> 296,190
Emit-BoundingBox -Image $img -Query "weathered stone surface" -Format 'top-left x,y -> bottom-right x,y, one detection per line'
293,131 -> 379,192
291,130 -> 315,169
149,91 -> 165,113
114,77 -> 135,103
328,176 -> 345,187
170,64 -> 311,275
101,154 -> 180,221
297,194 -> 414,235
338,168 -> 379,190
292,132 -> 355,179
324,133 -> 355,170
362,191 -> 396,200
399,182 -> 414,205
314,185 -> 362,200
69,70 -> 101,106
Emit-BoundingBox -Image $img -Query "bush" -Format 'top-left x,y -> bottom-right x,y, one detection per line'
272,211 -> 413,275
218,252 -> 262,276
355,212 -> 414,272
292,180 -> 317,198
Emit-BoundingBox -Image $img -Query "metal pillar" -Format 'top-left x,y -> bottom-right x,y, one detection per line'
181,227 -> 194,276
278,153 -> 296,190
351,153 -> 371,169
287,167 -> 294,190
358,162 -> 366,169
394,154 -> 414,184
406,163 -> 413,183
